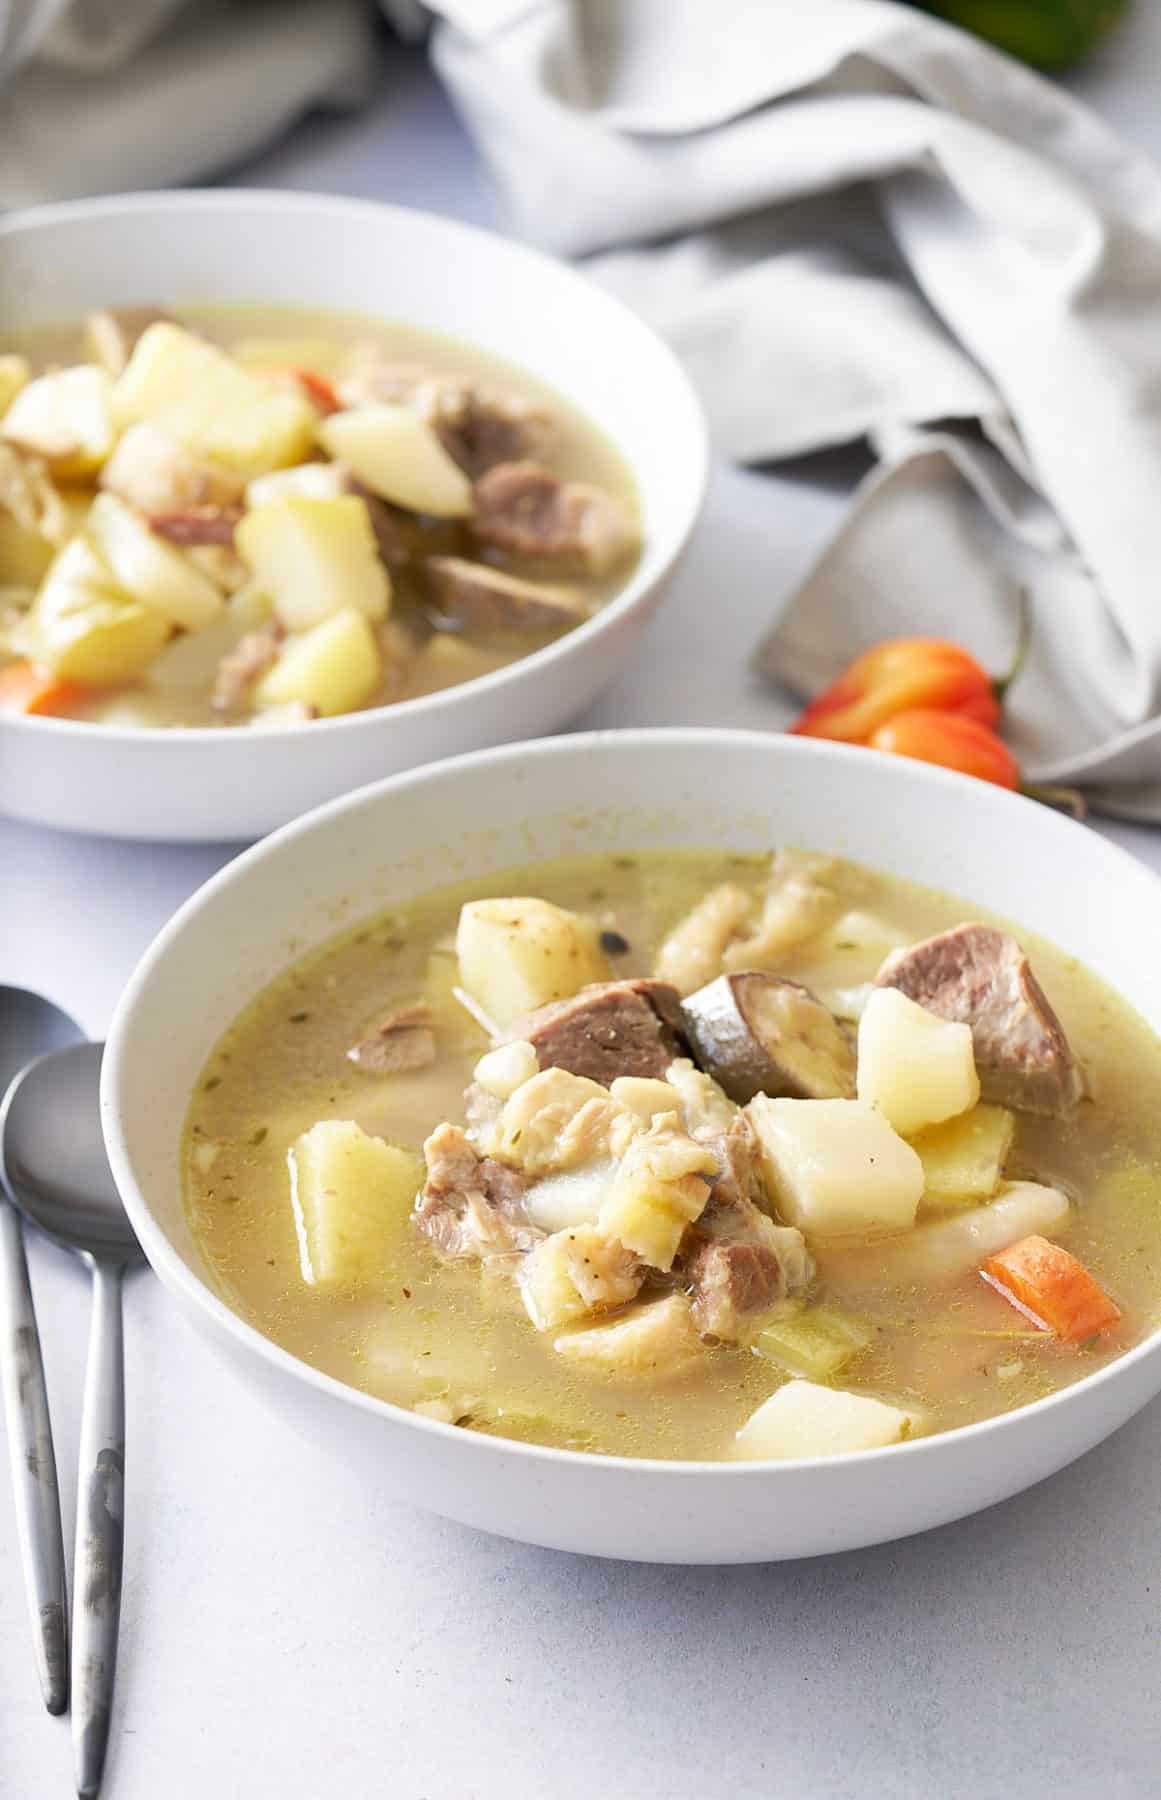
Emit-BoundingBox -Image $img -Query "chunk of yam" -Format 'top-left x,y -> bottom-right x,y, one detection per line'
912,1103 -> 1015,1205
519,1225 -> 641,1330
288,1118 -> 423,1286
254,607 -> 381,718
734,1380 -> 915,1460
857,987 -> 979,1137
553,1292 -> 703,1377
1,365 -> 115,477
746,1096 -> 923,1238
319,403 -> 473,517
236,495 -> 390,632
86,492 -> 223,630
816,1180 -> 1070,1287
29,537 -> 169,683
455,896 -> 609,1029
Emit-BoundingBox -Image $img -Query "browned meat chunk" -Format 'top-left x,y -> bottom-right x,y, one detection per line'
875,924 -> 1084,1115
84,306 -> 171,375
414,1122 -> 542,1260
210,621 -> 284,714
682,972 -> 855,1104
472,461 -> 637,575
147,505 -> 242,548
426,557 -> 586,635
506,979 -> 690,1085
347,1003 -> 436,1074
678,1115 -> 812,1341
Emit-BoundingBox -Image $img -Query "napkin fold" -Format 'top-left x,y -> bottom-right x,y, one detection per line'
425,0 -> 1161,819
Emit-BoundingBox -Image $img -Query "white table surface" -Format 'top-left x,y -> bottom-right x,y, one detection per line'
6,19 -> 1161,1799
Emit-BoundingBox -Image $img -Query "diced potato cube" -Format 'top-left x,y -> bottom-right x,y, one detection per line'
319,403 -> 473,517
455,896 -> 608,1029
113,323 -> 316,477
1,365 -> 115,477
598,1114 -> 717,1270
246,462 -> 348,508
0,356 -> 30,417
519,1225 -> 641,1330
148,583 -> 272,691
254,608 -> 381,718
288,1118 -> 423,1286
0,516 -> 56,586
85,492 -> 223,630
754,1307 -> 872,1381
553,1293 -> 703,1377
857,987 -> 979,1136
236,495 -> 390,632
912,1103 -> 1015,1205
29,537 -> 169,684
473,1039 -> 539,1100
746,1096 -> 923,1237
734,1380 -> 915,1460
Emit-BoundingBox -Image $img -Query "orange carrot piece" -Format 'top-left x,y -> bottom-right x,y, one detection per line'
981,1234 -> 1121,1342
0,662 -> 82,717
252,364 -> 340,415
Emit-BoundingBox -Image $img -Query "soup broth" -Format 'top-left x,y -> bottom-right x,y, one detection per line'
185,851 -> 1161,1462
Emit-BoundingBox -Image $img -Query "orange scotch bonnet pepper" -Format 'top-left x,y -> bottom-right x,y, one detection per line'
790,638 -> 1001,742
867,709 -> 1020,790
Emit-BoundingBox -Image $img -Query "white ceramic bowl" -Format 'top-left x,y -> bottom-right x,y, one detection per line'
0,193 -> 707,841
102,730 -> 1161,1563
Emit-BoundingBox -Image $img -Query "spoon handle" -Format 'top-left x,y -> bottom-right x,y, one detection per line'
72,1259 -> 126,1800
0,1196 -> 68,1714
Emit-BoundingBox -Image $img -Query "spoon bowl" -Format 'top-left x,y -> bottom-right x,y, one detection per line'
1,1043 -> 140,1265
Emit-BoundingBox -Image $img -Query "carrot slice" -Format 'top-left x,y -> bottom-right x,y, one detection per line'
0,662 -> 82,717
981,1234 -> 1121,1342
252,364 -> 340,415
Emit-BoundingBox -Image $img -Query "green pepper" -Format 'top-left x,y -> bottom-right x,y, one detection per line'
916,0 -> 1128,70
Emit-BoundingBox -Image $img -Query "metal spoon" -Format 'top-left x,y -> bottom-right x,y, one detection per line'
0,986 -> 83,1716
1,1041 -> 143,1800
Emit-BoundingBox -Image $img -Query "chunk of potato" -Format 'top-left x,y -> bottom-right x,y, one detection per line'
288,1118 -> 423,1286
246,462 -> 348,509
148,583 -> 272,691
29,537 -> 169,683
1,365 -> 115,477
734,1380 -> 916,1460
553,1292 -> 703,1377
0,356 -> 30,418
912,1103 -> 1015,1205
319,403 -> 474,517
113,323 -> 316,477
236,494 -> 390,632
746,1095 -> 923,1237
598,1113 -> 717,1270
254,607 -> 382,718
857,987 -> 979,1137
455,896 -> 609,1029
85,492 -> 223,630
519,1225 -> 641,1330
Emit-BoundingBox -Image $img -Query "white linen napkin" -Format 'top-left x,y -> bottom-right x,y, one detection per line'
420,0 -> 1161,820
0,1 -> 376,207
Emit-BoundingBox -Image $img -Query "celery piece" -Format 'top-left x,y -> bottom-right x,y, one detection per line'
754,1307 -> 872,1381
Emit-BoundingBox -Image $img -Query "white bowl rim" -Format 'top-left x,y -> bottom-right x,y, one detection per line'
101,726 -> 1161,1479
0,188 -> 709,747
